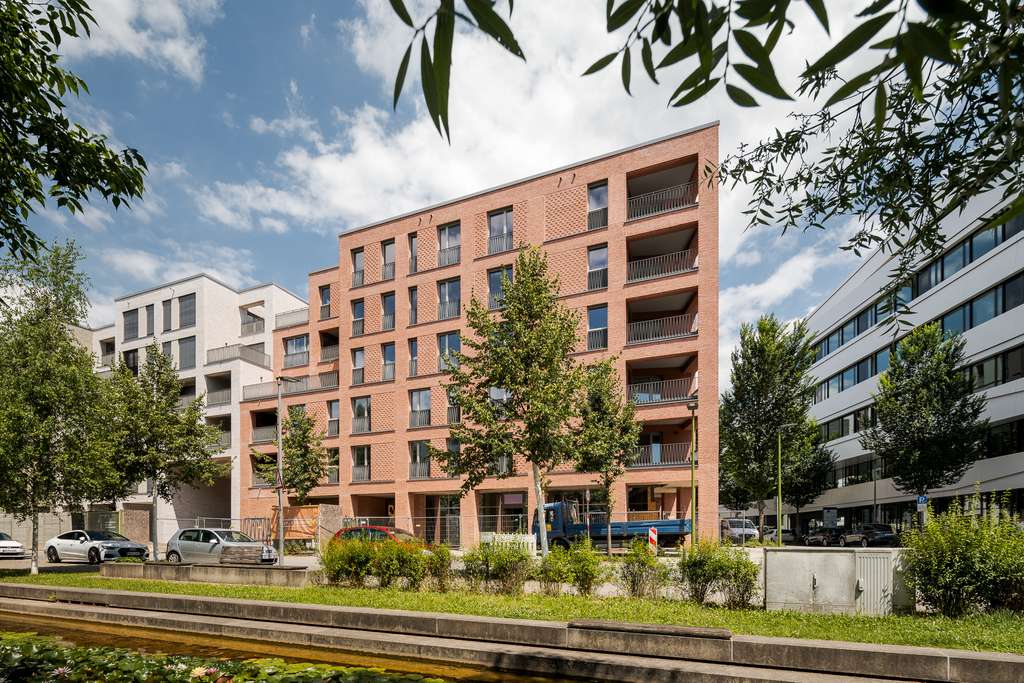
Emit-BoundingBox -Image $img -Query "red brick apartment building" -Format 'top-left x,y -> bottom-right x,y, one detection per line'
240,123 -> 720,547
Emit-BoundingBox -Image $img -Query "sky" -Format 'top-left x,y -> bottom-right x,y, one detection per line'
30,0 -> 870,386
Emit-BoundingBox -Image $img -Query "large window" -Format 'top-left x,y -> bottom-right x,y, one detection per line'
145,304 -> 155,337
487,207 -> 514,254
352,299 -> 365,336
162,299 -> 172,332
438,331 -> 460,370
488,266 -> 511,309
351,348 -> 365,384
381,239 -> 396,280
178,293 -> 196,328
438,278 -> 460,320
123,309 -> 139,341
178,336 -> 196,370
123,349 -> 139,375
382,342 -> 395,380
352,248 -> 365,286
381,292 -> 396,330
438,221 -> 461,266
352,445 -> 371,481
352,397 -> 371,433
587,305 -> 608,351
588,245 -> 608,290
410,388 -> 431,427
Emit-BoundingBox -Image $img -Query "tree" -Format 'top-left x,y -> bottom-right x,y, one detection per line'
719,314 -> 823,536
783,442 -> 835,537
433,246 -> 586,555
575,360 -> 642,556
718,467 -> 754,517
2,0 -> 147,261
860,322 -> 988,504
0,242 -> 111,573
253,408 -> 329,506
101,343 -> 227,553
387,1 -> 1023,299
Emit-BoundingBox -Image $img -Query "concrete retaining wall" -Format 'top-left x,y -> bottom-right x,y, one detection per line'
100,562 -> 310,587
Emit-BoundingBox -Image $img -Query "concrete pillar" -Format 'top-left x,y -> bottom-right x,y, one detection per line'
393,489 -> 411,529
459,491 -> 479,548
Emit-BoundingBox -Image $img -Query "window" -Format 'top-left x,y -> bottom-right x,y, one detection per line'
827,330 -> 840,355
352,445 -> 371,481
916,261 -> 941,297
856,357 -> 872,383
972,356 -> 1001,390
352,397 -> 371,433
943,243 -> 967,279
327,400 -> 340,436
971,288 -> 999,327
840,319 -> 857,345
410,441 -> 430,478
145,304 -> 155,337
161,341 -> 172,358
123,349 -> 139,375
1003,273 -> 1024,312
942,305 -> 968,335
178,336 -> 196,370
438,221 -> 461,266
319,285 -> 331,320
178,293 -> 196,328
409,286 -> 418,325
488,207 -> 514,254
382,342 -> 395,380
285,335 -> 308,355
587,245 -> 608,290
352,299 -> 365,335
409,338 -> 419,376
840,366 -> 857,391
351,348 -> 365,384
410,388 -> 431,427
588,181 -> 608,229
1004,346 -> 1023,383
827,374 -> 840,398
381,239 -> 396,280
438,331 -> 460,370
352,248 -> 365,286
853,406 -> 874,432
855,307 -> 872,335
971,226 -> 1000,260
327,448 -> 340,483
123,309 -> 139,341
874,347 -> 890,375
587,305 -> 608,350
162,299 -> 172,332
437,278 -> 460,320
381,292 -> 396,330
488,266 -> 512,309
408,233 -> 418,273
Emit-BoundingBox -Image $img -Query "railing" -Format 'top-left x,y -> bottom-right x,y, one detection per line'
321,344 -> 339,362
352,367 -> 365,385
478,513 -> 527,534
206,388 -> 232,406
352,270 -> 365,287
488,456 -> 513,476
587,268 -> 608,290
177,395 -> 195,411
251,425 -> 277,443
438,301 -> 460,320
627,313 -> 697,344
319,303 -> 332,320
100,353 -> 115,367
447,405 -> 461,424
626,181 -> 698,221
410,409 -> 431,427
216,431 -> 232,449
352,416 -> 371,434
488,232 -> 513,255
381,261 -> 395,281
409,460 -> 431,480
409,358 -> 418,377
352,319 -> 364,336
628,377 -> 695,405
626,249 -> 697,282
240,319 -> 265,336
327,466 -> 339,484
275,308 -> 309,329
242,371 -> 339,401
438,354 -> 458,372
382,361 -> 395,381
207,344 -> 272,368
587,328 -> 608,351
327,419 -> 339,437
438,245 -> 461,267
382,313 -> 395,331
283,351 -> 309,368
488,291 -> 503,310
352,464 -> 371,482
587,207 -> 608,230
630,443 -> 694,468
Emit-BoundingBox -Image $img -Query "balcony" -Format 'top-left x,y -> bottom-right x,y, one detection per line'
284,351 -> 309,368
319,303 -> 332,320
627,313 -> 696,344
207,344 -> 271,368
352,367 -> 365,385
240,319 -> 265,336
409,460 -> 431,480
627,181 -> 698,221
587,268 -> 608,291
627,249 -> 697,283
352,319 -> 365,336
275,308 -> 309,329
438,301 -> 460,321
242,371 -> 339,401
321,344 -> 339,362
100,353 -> 115,368
382,361 -> 395,381
252,425 -> 277,443
381,261 -> 396,281
588,207 -> 608,230
177,395 -> 195,411
587,328 -> 608,351
216,431 -> 232,450
352,416 -> 371,434
629,443 -> 693,468
382,313 -> 395,331
327,418 -> 339,437
488,233 -> 513,255
628,377 -> 695,405
352,464 -> 371,482
207,388 -> 232,407
410,409 -> 431,427
447,405 -> 461,425
353,270 -> 365,287
438,245 -> 461,267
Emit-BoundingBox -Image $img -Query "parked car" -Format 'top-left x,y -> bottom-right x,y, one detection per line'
802,527 -> 841,547
720,518 -> 760,544
45,530 -> 149,564
837,523 -> 898,547
764,528 -> 797,544
0,532 -> 25,559
166,528 -> 277,564
333,526 -> 421,544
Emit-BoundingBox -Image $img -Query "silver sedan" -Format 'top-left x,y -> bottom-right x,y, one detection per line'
45,529 -> 149,564
165,528 -> 277,564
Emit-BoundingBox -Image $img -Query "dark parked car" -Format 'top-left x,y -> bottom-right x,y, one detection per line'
803,527 -> 841,547
838,524 -> 898,547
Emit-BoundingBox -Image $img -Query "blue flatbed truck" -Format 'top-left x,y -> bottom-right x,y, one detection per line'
533,500 -> 691,549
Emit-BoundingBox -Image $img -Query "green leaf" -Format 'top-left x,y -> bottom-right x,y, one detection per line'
657,37 -> 698,69
464,0 -> 524,59
803,12 -> 896,76
905,22 -> 955,63
621,46 -> 632,94
388,0 -> 414,28
734,63 -> 791,100
873,81 -> 887,134
607,0 -> 645,32
419,37 -> 442,137
824,69 -> 875,107
672,77 -> 720,107
726,84 -> 759,107
583,52 -> 617,76
393,43 -> 412,110
641,38 -> 658,83
806,0 -> 830,33
733,29 -> 771,67
433,0 -> 455,138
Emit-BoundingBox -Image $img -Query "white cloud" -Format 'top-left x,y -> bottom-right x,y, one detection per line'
248,80 -> 325,147
98,241 -> 259,291
75,206 -> 114,232
221,110 -> 237,128
60,0 -> 223,84
300,13 -> 316,46
731,250 -> 763,267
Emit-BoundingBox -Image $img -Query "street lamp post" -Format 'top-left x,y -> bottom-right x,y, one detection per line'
776,423 -> 798,547
687,401 -> 698,544
275,376 -> 301,564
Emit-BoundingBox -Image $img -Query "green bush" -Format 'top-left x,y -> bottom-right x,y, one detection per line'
114,556 -> 144,564
677,539 -> 732,604
426,545 -> 453,592
319,538 -> 373,587
399,545 -> 427,591
566,538 -> 602,596
370,541 -> 405,588
721,546 -> 761,609
462,542 -> 533,595
618,538 -> 667,598
537,546 -> 572,596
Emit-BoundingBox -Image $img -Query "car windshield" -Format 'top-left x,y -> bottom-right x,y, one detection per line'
87,531 -> 128,541
215,530 -> 254,543
0,532 -> 12,541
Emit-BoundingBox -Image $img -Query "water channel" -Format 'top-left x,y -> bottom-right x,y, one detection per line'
0,613 -> 591,682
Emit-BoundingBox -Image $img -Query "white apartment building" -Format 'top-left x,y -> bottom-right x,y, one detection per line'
786,198 -> 1024,533
85,274 -> 305,545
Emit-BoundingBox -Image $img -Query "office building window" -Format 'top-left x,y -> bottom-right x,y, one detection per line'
123,309 -> 139,341
145,304 -> 155,337
162,299 -> 172,332
123,349 -> 139,375
161,341 -> 172,358
178,293 -> 196,328
178,336 -> 196,370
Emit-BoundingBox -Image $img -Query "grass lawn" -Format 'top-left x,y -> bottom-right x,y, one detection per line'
2,571 -> 1023,655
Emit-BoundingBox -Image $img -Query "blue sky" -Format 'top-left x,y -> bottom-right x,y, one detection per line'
30,1 -> 866,382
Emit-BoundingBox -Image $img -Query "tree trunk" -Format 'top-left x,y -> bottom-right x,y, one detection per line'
30,512 -> 39,576
605,484 -> 614,557
532,463 -> 549,557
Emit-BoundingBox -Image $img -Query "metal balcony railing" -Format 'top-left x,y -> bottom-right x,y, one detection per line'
275,308 -> 309,329
382,362 -> 395,381
321,345 -> 339,362
251,425 -> 277,443
100,353 -> 115,367
242,371 -> 339,401
488,291 -> 503,310
488,456 -> 513,476
216,431 -> 232,449
626,249 -> 697,282
177,395 -> 195,411
438,245 -> 461,267
628,377 -> 695,405
626,181 -> 698,221
488,233 -> 513,255
352,416 -> 371,434
319,303 -> 332,320
587,207 -> 608,230
352,319 -> 364,336
381,261 -> 396,281
327,419 -> 339,437
352,367 -> 365,385
447,405 -> 461,425
438,301 -> 460,321
409,460 -> 431,480
283,351 -> 309,368
352,464 -> 371,482
353,270 -> 365,287
627,313 -> 697,344
409,358 -> 418,377
587,268 -> 608,291
206,388 -> 232,406
207,344 -> 272,368
410,409 -> 431,427
327,466 -> 339,484
382,313 -> 395,331
587,328 -> 608,351
240,319 -> 265,336
629,443 -> 693,468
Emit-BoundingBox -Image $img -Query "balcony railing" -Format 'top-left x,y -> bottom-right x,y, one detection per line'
447,405 -> 461,424
382,361 -> 395,381
410,409 -> 431,427
275,308 -> 309,329
488,291 -> 503,310
438,354 -> 458,372
240,319 -> 265,336
409,460 -> 431,480
628,377 -> 696,405
327,418 -> 339,437
626,181 -> 698,221
382,313 -> 395,331
284,351 -> 309,368
587,328 -> 608,351
241,371 -> 339,401
626,249 -> 697,283
488,233 -> 513,255
252,425 -> 277,443
207,344 -> 271,369
438,301 -> 460,321
100,353 -> 115,368
488,455 -> 513,476
352,416 -> 371,434
353,270 -> 365,287
319,303 -> 332,320
629,443 -> 693,468
352,464 -> 371,482
352,367 -> 365,385
177,395 -> 195,411
438,245 -> 461,267
587,207 -> 608,230
207,388 -> 232,406
381,261 -> 396,281
352,319 -> 365,336
587,268 -> 608,291
216,431 -> 232,449
627,313 -> 697,344
321,344 -> 339,362
327,466 -> 339,484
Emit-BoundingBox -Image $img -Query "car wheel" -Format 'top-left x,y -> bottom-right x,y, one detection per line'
861,538 -> 869,548
46,547 -> 60,563
838,537 -> 846,547
87,547 -> 101,565
166,551 -> 182,564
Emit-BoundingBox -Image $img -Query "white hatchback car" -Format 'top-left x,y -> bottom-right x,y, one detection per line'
0,532 -> 25,559
45,529 -> 149,564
